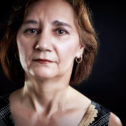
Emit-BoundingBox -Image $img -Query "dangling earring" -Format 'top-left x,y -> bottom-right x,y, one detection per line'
75,55 -> 82,63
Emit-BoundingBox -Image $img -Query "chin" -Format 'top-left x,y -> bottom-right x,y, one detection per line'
29,66 -> 58,80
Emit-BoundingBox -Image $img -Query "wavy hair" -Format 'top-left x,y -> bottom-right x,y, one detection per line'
0,0 -> 98,84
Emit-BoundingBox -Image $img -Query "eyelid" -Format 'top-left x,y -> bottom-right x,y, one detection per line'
23,28 -> 40,34
54,28 -> 69,35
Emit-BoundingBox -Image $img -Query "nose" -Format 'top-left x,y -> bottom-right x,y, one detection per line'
34,30 -> 52,52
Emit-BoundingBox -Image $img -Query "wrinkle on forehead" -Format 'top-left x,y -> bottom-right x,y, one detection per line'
24,0 -> 75,22
22,0 -> 78,33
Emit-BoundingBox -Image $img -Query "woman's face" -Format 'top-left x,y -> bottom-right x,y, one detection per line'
17,0 -> 84,80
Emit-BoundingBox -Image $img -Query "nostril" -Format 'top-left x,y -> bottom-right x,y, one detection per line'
34,43 -> 52,52
34,33 -> 52,52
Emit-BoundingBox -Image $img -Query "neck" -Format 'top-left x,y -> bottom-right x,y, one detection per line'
21,75 -> 71,117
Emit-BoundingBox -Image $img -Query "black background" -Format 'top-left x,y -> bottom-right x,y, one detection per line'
0,0 -> 126,125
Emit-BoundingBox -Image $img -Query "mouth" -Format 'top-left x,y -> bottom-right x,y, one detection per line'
33,59 -> 53,64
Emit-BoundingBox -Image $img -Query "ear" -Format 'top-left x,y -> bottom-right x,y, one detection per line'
76,44 -> 85,58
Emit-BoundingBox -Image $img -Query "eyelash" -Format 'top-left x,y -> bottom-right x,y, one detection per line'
24,28 -> 40,35
54,28 -> 69,35
23,28 -> 69,36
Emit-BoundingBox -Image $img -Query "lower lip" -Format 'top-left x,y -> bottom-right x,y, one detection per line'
33,59 -> 53,64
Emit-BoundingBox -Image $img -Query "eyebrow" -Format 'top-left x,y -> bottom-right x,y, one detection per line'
23,20 -> 39,25
23,20 -> 73,29
52,20 -> 72,29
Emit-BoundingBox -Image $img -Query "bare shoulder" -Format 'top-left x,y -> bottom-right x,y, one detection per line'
9,88 -> 25,106
108,112 -> 123,126
69,86 -> 91,106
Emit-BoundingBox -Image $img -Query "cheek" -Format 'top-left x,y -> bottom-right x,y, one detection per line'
16,36 -> 34,68
55,37 -> 79,74
57,37 -> 80,63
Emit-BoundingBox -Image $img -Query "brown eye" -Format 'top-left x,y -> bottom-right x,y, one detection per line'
24,28 -> 39,35
56,28 -> 68,35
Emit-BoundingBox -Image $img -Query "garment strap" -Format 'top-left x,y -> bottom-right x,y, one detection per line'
79,101 -> 110,126
79,103 -> 98,126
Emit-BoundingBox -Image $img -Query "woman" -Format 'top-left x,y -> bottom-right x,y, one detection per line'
0,0 -> 122,125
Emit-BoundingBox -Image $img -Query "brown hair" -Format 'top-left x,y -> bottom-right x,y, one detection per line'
0,0 -> 98,84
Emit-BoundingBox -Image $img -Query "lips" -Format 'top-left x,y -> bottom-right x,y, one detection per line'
33,59 -> 53,64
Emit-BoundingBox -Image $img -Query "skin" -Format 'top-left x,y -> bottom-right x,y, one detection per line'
109,113 -> 123,126
9,0 -> 122,126
10,0 -> 88,126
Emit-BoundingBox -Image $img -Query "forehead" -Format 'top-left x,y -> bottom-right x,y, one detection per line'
24,0 -> 75,24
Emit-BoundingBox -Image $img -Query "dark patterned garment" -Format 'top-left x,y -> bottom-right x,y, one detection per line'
0,94 -> 110,126
0,94 -> 14,126
90,101 -> 110,126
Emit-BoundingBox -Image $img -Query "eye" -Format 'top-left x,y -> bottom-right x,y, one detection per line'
24,28 -> 40,35
55,28 -> 68,35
